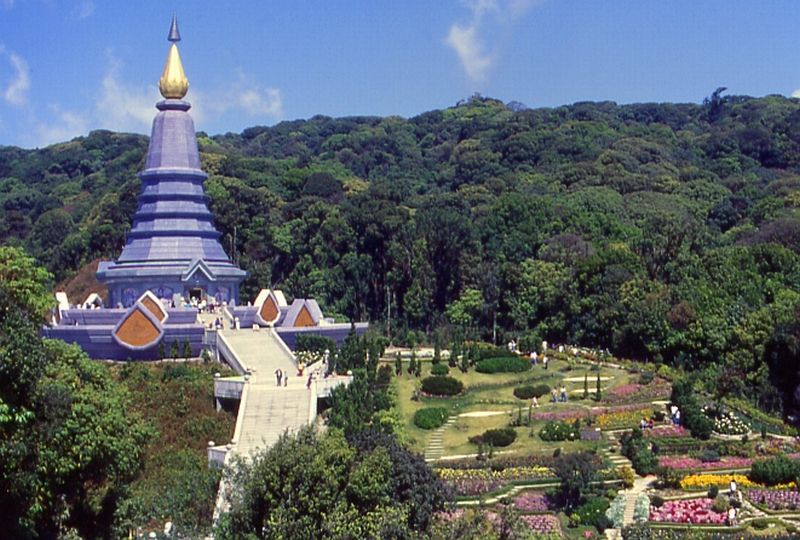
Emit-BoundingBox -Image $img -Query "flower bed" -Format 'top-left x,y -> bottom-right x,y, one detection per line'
648,498 -> 726,524
531,408 -> 588,422
440,454 -> 554,470
596,407 -> 654,430
643,425 -> 690,438
658,456 -> 754,471
603,380 -> 671,405
512,491 -> 554,512
519,514 -> 560,535
437,465 -> 555,496
746,488 -> 800,511
679,473 -> 756,490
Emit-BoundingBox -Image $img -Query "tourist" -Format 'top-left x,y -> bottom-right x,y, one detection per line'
531,396 -> 539,408
541,340 -> 548,353
730,479 -> 737,498
551,388 -> 558,403
647,419 -> 654,429
558,345 -> 564,354
306,372 -> 313,389
674,409 -> 681,425
298,361 -> 305,376
275,369 -> 282,386
560,384 -> 567,402
530,351 -> 538,365
727,506 -> 736,526
640,418 -> 648,430
543,355 -> 548,370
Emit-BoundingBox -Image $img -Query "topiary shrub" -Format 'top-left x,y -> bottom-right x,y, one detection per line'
650,495 -> 664,508
513,384 -> 550,400
539,420 -> 580,441
711,495 -> 729,514
707,485 -> 719,499
475,357 -> 531,374
469,427 -> 517,447
420,376 -> 464,397
430,364 -> 449,376
413,407 -> 449,430
700,449 -> 720,463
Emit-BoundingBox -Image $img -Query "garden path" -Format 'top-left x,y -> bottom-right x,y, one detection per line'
605,474 -> 655,539
424,415 -> 457,461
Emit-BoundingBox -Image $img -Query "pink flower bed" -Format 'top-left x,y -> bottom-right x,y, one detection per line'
448,479 -> 504,496
512,491 -> 553,512
532,409 -> 588,422
746,489 -> 800,510
520,514 -> 560,534
658,456 -> 754,470
649,498 -> 727,524
532,403 -> 654,423
644,425 -> 690,438
607,384 -> 643,398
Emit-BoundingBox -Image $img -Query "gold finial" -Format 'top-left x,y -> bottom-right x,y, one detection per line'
159,16 -> 189,99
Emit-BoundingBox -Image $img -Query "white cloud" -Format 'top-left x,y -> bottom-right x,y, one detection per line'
3,51 -> 30,106
792,88 -> 800,99
36,106 -> 90,146
446,23 -> 492,82
237,87 -> 283,118
94,53 -> 160,133
75,0 -> 94,19
445,0 -> 544,82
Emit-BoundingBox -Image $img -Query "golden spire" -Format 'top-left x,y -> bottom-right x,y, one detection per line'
159,15 -> 189,99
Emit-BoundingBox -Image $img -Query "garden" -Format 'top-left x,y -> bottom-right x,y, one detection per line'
388,343 -> 800,538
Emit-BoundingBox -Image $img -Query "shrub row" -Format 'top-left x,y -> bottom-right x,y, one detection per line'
475,357 -> 531,374
749,455 -> 800,486
513,384 -> 550,400
469,428 -> 517,447
421,376 -> 464,396
413,407 -> 449,430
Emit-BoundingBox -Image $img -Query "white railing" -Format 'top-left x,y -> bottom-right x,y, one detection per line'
216,331 -> 247,375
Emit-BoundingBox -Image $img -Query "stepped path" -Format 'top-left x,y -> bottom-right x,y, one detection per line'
605,475 -> 655,540
218,329 -> 307,457
424,416 -> 456,461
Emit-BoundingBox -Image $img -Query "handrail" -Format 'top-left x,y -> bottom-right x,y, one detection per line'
216,331 -> 247,375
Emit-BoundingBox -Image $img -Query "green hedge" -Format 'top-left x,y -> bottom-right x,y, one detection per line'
421,376 -> 464,396
478,346 -> 512,360
476,357 -> 531,374
469,427 -> 517,447
413,407 -> 449,430
513,384 -> 550,400
430,364 -> 449,376
749,455 -> 800,486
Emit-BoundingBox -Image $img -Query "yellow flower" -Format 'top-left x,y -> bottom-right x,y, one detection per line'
679,473 -> 756,489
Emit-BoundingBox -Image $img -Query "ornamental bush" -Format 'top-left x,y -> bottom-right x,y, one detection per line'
749,455 -> 800,486
513,384 -> 550,400
574,496 -> 611,530
469,427 -> 517,447
539,420 -> 580,441
413,407 -> 449,430
430,364 -> 449,376
478,346 -> 511,360
475,357 -> 531,374
420,376 -> 464,396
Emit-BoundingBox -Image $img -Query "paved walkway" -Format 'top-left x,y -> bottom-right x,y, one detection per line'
219,329 -> 307,457
605,475 -> 655,540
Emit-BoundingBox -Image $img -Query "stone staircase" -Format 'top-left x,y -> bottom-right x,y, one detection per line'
603,431 -> 632,470
424,416 -> 456,461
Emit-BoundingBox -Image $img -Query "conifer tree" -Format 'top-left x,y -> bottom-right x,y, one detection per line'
596,372 -> 602,400
395,351 -> 402,375
583,372 -> 589,399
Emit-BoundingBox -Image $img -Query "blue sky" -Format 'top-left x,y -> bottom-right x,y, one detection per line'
0,0 -> 799,148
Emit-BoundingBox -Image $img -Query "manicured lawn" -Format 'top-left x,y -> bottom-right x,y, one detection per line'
392,354 -> 634,456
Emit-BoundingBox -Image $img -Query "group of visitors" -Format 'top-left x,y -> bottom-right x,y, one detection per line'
528,350 -> 549,369
639,417 -> 656,430
550,385 -> 568,403
274,368 -> 289,387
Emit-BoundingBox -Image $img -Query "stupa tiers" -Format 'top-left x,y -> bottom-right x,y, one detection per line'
96,16 -> 247,307
44,18 -> 368,361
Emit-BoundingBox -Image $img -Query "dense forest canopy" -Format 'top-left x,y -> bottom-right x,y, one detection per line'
3,92 -> 800,413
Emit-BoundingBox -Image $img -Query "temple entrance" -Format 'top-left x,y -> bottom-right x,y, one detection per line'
188,287 -> 205,302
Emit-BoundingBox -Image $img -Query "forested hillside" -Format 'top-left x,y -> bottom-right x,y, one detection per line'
3,92 -> 800,413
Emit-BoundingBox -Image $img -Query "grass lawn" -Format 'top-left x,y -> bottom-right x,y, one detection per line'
392,355 -> 635,455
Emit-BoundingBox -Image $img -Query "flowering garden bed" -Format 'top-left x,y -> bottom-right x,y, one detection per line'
437,466 -> 555,496
644,425 -> 690,438
603,380 -> 671,405
679,473 -> 757,490
511,491 -> 554,512
658,456 -> 754,471
746,488 -> 800,511
649,498 -> 727,524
